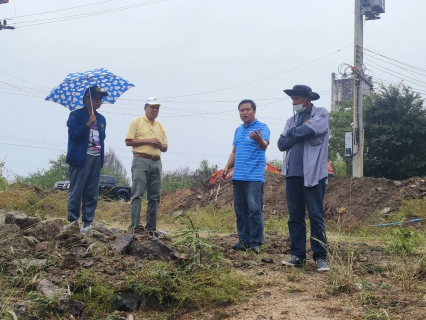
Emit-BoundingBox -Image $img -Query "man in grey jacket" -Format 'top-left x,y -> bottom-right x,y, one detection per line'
277,85 -> 330,272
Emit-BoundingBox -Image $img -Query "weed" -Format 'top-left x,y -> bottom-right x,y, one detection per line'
124,261 -> 250,313
71,270 -> 117,316
177,204 -> 236,234
326,243 -> 356,294
385,226 -> 424,256
172,215 -> 227,270
25,291 -> 60,318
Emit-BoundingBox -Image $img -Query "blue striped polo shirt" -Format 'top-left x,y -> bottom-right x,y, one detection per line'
232,119 -> 270,183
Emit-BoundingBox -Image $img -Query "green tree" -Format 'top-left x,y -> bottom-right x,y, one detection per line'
193,160 -> 218,187
0,160 -> 8,190
329,99 -> 353,178
16,153 -> 69,189
364,84 -> 426,180
329,84 -> 426,180
17,147 -> 130,189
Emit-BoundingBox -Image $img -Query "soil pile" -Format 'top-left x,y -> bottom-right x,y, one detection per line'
160,175 -> 426,223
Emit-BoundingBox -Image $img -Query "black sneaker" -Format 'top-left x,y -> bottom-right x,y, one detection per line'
315,258 -> 330,272
282,255 -> 305,267
250,246 -> 261,254
148,230 -> 159,238
231,242 -> 247,251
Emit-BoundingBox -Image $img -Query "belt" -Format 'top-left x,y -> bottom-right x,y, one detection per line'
133,153 -> 161,161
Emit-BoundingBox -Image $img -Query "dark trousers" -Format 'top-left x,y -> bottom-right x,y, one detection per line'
68,155 -> 101,227
286,176 -> 327,260
233,180 -> 264,247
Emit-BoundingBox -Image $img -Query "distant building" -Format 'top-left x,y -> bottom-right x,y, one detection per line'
331,73 -> 372,111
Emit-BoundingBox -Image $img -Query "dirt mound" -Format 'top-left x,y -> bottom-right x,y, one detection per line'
160,175 -> 426,223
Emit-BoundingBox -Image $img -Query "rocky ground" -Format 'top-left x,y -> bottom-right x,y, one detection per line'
1,175 -> 426,319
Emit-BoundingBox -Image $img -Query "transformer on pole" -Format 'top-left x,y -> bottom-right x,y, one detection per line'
351,0 -> 384,178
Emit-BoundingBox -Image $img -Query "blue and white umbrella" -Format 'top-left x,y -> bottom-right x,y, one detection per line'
45,68 -> 134,111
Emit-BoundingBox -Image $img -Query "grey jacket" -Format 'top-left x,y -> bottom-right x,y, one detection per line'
278,105 -> 329,187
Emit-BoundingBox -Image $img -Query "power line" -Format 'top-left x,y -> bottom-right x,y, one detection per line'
363,47 -> 426,74
0,71 -> 51,89
364,53 -> 426,78
364,58 -> 426,89
5,0 -> 114,19
161,45 -> 352,98
14,0 -> 167,28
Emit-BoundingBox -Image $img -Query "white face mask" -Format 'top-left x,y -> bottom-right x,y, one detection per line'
293,98 -> 307,113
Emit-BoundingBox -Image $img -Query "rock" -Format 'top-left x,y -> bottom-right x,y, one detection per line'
25,219 -> 63,242
169,251 -> 190,263
63,220 -> 80,233
381,207 -> 391,214
151,238 -> 175,256
71,246 -> 90,258
394,181 -> 403,187
261,257 -> 274,264
5,211 -> 39,230
172,210 -> 184,218
37,279 -> 84,317
130,240 -> 164,260
16,258 -> 47,269
82,260 -> 94,268
263,291 -> 272,298
110,234 -> 134,254
196,194 -> 203,200
92,225 -> 115,237
410,184 -> 418,188
55,231 -> 85,248
0,224 -> 19,238
112,291 -> 141,312
37,279 -> 69,301
352,283 -> 363,290
58,299 -> 85,317
59,252 -> 79,269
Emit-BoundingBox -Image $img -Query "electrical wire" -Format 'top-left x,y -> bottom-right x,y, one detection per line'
363,47 -> 426,74
364,58 -> 426,89
14,0 -> 167,28
4,0 -> 114,19
161,45 -> 352,99
364,53 -> 426,78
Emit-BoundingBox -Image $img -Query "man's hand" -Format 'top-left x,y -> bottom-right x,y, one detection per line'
303,118 -> 311,125
249,129 -> 263,143
86,114 -> 96,127
222,167 -> 229,179
149,138 -> 163,149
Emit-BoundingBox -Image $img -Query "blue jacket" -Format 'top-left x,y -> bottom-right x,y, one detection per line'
66,107 -> 106,168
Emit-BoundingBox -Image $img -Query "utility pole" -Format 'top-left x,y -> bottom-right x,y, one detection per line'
0,19 -> 15,30
351,0 -> 384,177
0,0 -> 15,30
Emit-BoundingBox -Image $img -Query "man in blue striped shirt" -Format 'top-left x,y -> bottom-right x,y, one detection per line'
223,99 -> 270,253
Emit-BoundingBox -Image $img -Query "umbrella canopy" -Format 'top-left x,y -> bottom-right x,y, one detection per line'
45,68 -> 134,111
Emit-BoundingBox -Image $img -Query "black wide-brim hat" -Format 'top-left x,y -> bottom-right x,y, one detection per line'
283,84 -> 320,101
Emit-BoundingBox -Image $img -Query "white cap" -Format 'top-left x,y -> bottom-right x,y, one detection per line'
145,97 -> 161,106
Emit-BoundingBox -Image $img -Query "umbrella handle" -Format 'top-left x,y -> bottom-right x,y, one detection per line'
88,88 -> 96,124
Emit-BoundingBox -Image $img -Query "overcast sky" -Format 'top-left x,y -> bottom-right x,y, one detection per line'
1,0 -> 425,182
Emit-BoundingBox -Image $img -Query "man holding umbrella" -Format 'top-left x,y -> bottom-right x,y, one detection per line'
66,86 -> 107,233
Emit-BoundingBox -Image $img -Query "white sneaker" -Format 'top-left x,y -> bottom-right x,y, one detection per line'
80,225 -> 92,234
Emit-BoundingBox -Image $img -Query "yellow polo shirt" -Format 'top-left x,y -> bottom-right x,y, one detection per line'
125,115 -> 168,156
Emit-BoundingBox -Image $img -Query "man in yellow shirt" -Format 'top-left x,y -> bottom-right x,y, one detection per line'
125,97 -> 168,235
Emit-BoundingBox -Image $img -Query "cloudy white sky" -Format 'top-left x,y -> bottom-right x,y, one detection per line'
1,0 -> 425,182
